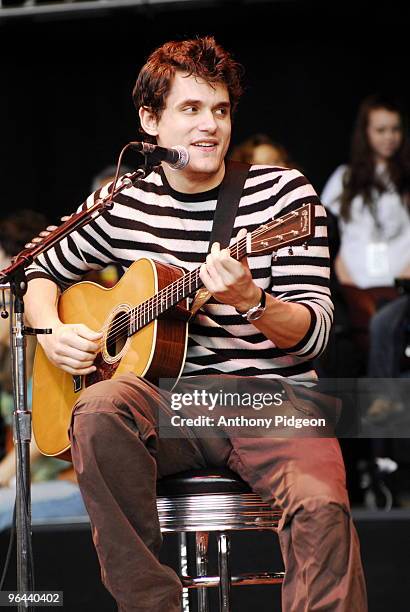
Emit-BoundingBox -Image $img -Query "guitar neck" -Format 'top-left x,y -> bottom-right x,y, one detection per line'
127,202 -> 312,335
128,238 -> 248,334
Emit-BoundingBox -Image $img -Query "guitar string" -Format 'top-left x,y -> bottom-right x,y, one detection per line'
96,220 -> 304,349
95,230 -> 255,346
97,219 -> 305,350
95,231 -> 251,345
96,240 -> 243,349
95,213 -> 305,349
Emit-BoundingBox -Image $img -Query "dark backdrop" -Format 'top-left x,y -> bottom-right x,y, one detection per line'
0,0 -> 409,222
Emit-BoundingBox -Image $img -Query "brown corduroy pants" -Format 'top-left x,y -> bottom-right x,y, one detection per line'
68,373 -> 367,612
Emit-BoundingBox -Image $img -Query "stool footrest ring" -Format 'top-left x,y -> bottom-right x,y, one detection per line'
181,571 -> 285,589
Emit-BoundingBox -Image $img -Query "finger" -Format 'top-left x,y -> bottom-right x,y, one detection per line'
204,260 -> 227,290
214,248 -> 248,276
57,345 -> 98,363
235,228 -> 250,264
56,351 -> 96,369
62,332 -> 101,354
239,253 -> 251,270
206,248 -> 231,271
199,264 -> 219,293
210,241 -> 221,254
211,256 -> 238,285
205,252 -> 220,279
76,324 -> 103,340
63,338 -> 100,355
60,355 -> 96,370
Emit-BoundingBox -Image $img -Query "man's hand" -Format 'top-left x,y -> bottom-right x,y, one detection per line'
199,228 -> 261,312
39,323 -> 103,376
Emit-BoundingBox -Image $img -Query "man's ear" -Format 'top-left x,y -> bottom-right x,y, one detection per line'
139,106 -> 159,137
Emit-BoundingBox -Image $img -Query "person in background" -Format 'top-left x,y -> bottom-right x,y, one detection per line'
90,163 -> 134,193
321,95 -> 410,362
321,94 -> 410,290
321,96 -> 410,493
0,209 -> 87,531
230,133 -> 296,167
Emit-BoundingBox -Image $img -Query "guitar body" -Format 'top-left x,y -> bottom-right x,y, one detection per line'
32,258 -> 188,459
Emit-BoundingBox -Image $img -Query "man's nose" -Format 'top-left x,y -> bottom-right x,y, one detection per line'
198,110 -> 217,132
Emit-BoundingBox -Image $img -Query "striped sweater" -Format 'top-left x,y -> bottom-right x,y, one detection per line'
26,165 -> 333,380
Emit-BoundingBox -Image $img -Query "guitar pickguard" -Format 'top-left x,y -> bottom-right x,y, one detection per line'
85,352 -> 120,387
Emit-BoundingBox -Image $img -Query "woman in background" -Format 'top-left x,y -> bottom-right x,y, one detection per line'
322,95 -> 410,450
321,94 -> 410,289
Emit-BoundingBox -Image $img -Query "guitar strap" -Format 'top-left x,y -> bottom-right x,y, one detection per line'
190,160 -> 251,317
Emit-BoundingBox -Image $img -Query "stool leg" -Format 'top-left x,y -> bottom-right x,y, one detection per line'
178,532 -> 190,612
195,531 -> 210,612
217,532 -> 231,612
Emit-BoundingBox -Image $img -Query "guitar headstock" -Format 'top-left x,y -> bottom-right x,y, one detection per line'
250,203 -> 313,255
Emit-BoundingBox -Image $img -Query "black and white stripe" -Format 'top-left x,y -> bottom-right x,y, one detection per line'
26,165 -> 333,380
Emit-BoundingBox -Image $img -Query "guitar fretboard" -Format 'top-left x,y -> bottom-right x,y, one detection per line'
127,239 -> 248,335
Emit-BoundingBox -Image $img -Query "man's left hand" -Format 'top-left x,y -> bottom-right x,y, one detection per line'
199,228 -> 261,312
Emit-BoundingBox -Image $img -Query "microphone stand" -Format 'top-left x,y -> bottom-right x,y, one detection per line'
0,157 -> 150,609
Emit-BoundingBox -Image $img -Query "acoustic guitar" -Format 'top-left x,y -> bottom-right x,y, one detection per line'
32,203 -> 313,459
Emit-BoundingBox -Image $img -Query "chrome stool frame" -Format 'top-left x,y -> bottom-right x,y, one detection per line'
156,469 -> 284,612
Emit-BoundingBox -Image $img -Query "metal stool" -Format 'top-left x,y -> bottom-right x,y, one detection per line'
156,468 -> 284,612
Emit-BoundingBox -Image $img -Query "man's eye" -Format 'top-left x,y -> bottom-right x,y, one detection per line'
216,107 -> 228,116
184,106 -> 197,113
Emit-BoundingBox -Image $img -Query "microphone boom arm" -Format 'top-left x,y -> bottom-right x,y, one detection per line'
0,168 -> 146,285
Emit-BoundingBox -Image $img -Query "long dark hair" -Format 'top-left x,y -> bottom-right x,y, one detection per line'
132,36 -> 243,143
340,94 -> 410,221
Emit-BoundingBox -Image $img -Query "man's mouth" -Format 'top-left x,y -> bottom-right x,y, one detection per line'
192,141 -> 218,149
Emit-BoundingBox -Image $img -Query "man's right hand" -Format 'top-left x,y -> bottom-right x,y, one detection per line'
39,322 -> 103,375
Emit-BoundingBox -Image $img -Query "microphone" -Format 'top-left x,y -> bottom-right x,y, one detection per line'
129,141 -> 189,170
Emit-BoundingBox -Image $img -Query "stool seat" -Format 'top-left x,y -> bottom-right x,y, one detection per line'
156,468 -> 280,533
157,468 -> 252,496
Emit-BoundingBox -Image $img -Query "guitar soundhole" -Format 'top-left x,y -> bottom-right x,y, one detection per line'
106,311 -> 128,357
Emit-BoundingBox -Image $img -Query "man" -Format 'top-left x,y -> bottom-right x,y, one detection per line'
24,37 -> 367,611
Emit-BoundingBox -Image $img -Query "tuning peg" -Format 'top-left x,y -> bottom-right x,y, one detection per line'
39,230 -> 50,237
288,247 -> 294,256
46,225 -> 58,232
303,242 -> 308,250
31,237 -> 43,244
272,252 -> 278,262
61,215 -> 72,222
25,242 -> 35,248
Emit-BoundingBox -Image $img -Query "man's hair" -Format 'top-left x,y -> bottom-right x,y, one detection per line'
132,36 -> 243,142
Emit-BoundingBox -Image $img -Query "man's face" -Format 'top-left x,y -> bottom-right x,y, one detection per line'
141,71 -> 232,186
